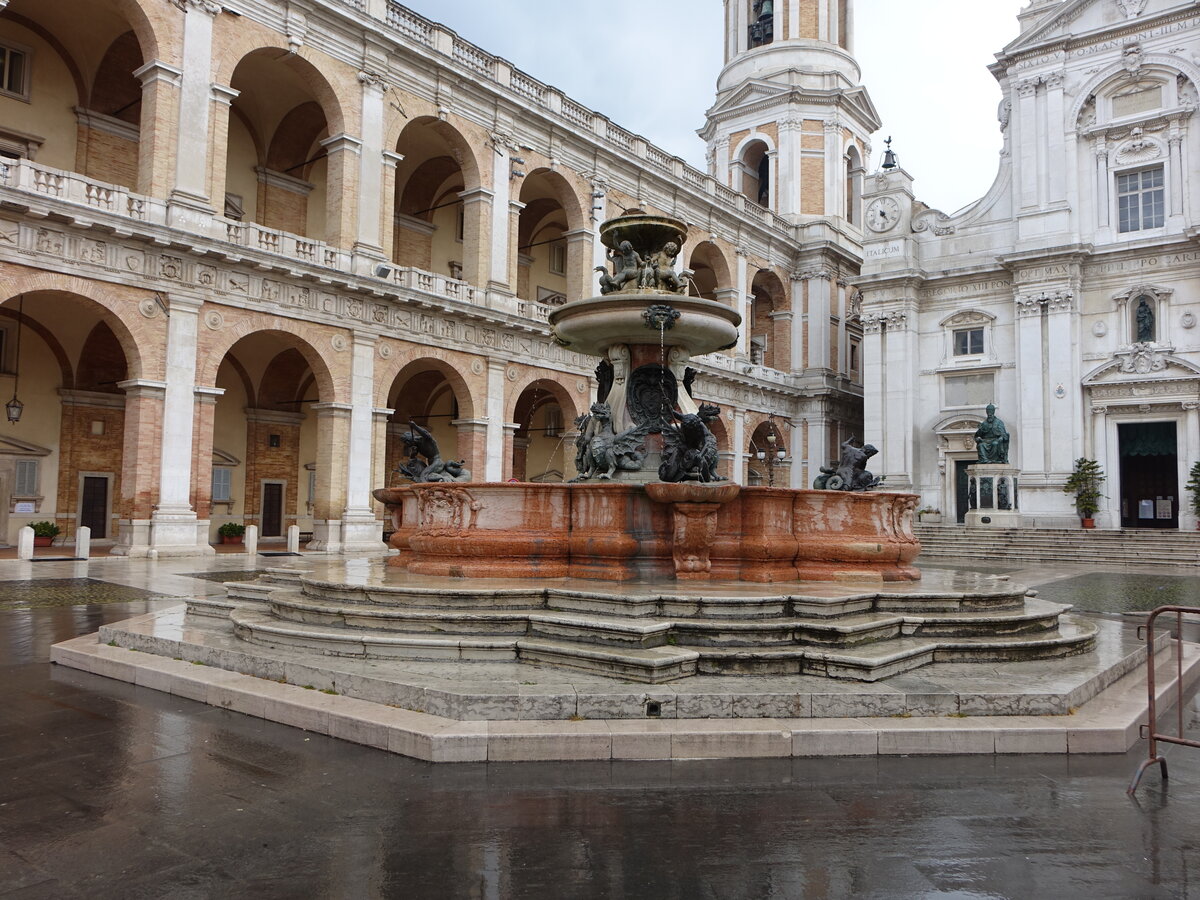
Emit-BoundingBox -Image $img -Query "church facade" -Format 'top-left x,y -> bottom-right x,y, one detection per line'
858,0 -> 1200,529
0,0 -> 873,555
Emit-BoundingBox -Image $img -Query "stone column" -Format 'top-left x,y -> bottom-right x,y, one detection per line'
823,120 -> 841,217
460,187 -> 494,289
485,360 -> 508,481
206,84 -> 239,225
1093,142 -> 1110,229
777,118 -> 802,217
489,135 -> 514,290
150,296 -> 210,556
1168,129 -> 1185,218
380,150 -> 403,262
507,200 -> 525,291
1181,402 -> 1200,528
133,60 -> 183,199
1045,293 -> 1079,474
765,149 -> 779,210
190,385 -> 224,523
564,228 -> 594,303
451,418 -> 490,481
308,402 -> 352,550
353,72 -> 389,264
861,314 -> 885,479
1044,73 -> 1067,206
371,407 -> 393,506
805,270 -> 832,370
1015,78 -> 1039,210
789,270 -> 806,371
735,248 -> 750,357
111,379 -> 166,557
320,134 -> 363,249
806,414 -> 829,491
731,410 -> 746,485
1014,295 -> 1046,474
340,334 -> 386,550
167,1 -> 221,224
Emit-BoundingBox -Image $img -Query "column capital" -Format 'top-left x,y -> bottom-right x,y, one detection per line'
357,70 -> 390,92
383,150 -> 405,168
133,60 -> 182,88
459,187 -> 495,206
320,133 -> 363,156
173,0 -> 222,15
118,379 -> 167,398
311,402 -> 353,418
210,83 -> 239,106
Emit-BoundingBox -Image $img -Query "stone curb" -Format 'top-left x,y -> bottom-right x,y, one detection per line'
50,632 -> 1200,763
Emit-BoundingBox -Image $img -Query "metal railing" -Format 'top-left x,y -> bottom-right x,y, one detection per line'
1128,605 -> 1200,793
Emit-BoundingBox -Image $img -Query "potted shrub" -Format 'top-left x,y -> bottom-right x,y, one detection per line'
217,522 -> 246,545
1186,461 -> 1200,529
1062,458 -> 1105,529
917,506 -> 942,524
29,521 -> 60,547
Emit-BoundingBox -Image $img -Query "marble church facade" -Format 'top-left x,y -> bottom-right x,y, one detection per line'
858,0 -> 1200,529
0,0 -> 872,556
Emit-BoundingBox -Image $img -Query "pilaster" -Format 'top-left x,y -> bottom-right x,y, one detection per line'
354,72 -> 390,261
168,2 -> 221,222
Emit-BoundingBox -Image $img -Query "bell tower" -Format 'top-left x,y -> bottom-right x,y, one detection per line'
701,0 -> 880,226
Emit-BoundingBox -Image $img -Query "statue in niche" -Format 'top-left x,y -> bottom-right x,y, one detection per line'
1136,297 -> 1155,343
571,402 -> 647,481
973,405 -> 1010,465
814,437 -> 880,491
658,404 -> 725,484
596,241 -> 643,295
395,421 -> 472,483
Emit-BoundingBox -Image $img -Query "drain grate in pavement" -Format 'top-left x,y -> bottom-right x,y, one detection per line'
0,578 -> 176,610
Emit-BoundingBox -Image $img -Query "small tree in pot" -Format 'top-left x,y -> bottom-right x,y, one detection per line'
29,521 -> 60,547
1062,458 -> 1105,528
217,522 -> 246,545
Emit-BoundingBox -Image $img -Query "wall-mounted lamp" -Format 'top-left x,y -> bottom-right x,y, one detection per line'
6,293 -> 23,424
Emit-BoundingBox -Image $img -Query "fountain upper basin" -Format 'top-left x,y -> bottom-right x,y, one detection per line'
548,294 -> 741,358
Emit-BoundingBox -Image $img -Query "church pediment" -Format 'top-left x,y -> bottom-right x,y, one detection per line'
707,80 -> 792,117
1004,0 -> 1192,56
1083,347 -> 1200,386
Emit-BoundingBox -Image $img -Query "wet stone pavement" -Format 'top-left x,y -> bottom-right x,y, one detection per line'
0,559 -> 1197,898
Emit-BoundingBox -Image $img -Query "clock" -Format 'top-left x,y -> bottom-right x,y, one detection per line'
865,196 -> 901,233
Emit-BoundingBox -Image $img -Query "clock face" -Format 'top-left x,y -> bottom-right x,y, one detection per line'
865,197 -> 900,233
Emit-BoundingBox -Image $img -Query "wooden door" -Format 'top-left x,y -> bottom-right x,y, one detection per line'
261,482 -> 284,537
80,476 -> 108,539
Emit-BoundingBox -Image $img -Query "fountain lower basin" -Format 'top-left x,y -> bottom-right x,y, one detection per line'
375,482 -> 920,584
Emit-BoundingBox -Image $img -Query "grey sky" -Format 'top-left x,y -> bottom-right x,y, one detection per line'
398,1 -> 1029,214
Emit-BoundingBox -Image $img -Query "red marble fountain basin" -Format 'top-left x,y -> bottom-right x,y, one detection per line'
374,484 -> 920,583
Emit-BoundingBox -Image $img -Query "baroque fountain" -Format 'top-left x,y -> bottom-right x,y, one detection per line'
52,212 -> 1128,765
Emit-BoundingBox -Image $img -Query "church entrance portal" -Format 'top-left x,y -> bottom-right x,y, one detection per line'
955,459 -> 973,524
1118,422 -> 1178,529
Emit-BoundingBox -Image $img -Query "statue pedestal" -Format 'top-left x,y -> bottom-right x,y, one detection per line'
964,464 -> 1021,527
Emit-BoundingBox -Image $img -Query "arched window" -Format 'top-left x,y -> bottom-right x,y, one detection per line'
845,145 -> 863,225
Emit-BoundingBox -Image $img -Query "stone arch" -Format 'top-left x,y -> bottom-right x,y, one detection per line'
215,45 -> 348,138
391,115 -> 483,197
519,167 -> 586,234
518,167 -> 588,303
845,143 -> 863,225
375,350 -> 480,419
508,375 -> 582,482
504,371 -> 583,426
732,134 -> 774,208
1069,58 -> 1200,130
197,318 -> 341,404
0,304 -> 73,387
0,278 -> 151,381
749,269 -> 787,368
687,241 -> 734,302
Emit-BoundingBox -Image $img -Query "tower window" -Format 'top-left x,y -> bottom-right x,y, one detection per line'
749,0 -> 774,48
1117,166 -> 1164,233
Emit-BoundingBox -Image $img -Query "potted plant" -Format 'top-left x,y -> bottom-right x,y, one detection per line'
29,521 -> 60,547
1062,458 -> 1105,529
917,506 -> 942,524
1186,461 -> 1200,528
217,522 -> 246,545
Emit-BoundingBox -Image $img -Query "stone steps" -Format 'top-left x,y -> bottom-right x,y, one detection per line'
916,524 -> 1200,567
228,600 -> 1097,683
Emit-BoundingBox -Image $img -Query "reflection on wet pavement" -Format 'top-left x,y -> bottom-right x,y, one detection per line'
0,559 -> 1198,897
0,578 -> 176,610
1034,572 -> 1200,615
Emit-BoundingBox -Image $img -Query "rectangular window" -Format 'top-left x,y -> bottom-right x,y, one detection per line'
953,328 -> 985,356
455,206 -> 464,243
544,408 -> 562,438
0,43 -> 30,100
211,466 -> 232,502
1117,166 -> 1165,233
849,341 -> 860,372
944,373 -> 994,408
14,459 -> 37,496
549,241 -> 567,276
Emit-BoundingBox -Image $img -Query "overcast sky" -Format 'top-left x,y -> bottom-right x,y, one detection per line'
399,0 -> 1029,214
